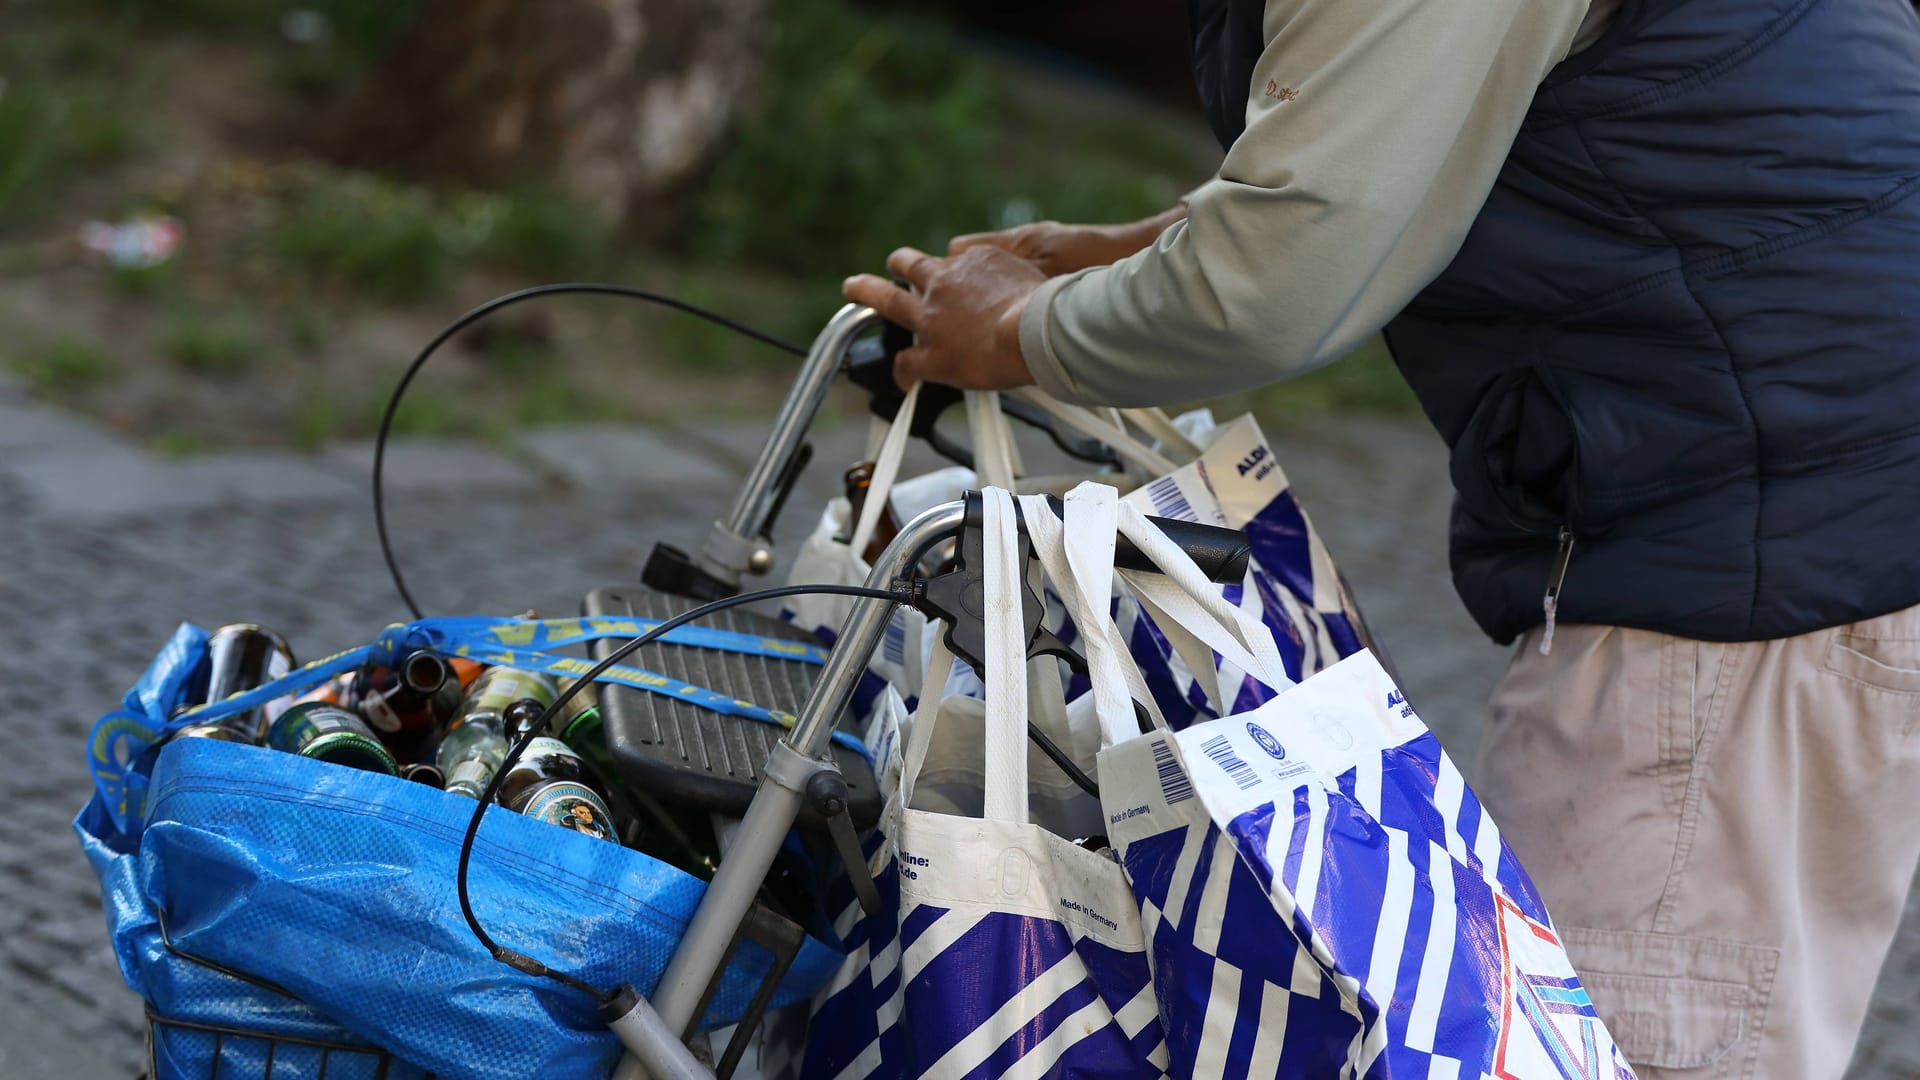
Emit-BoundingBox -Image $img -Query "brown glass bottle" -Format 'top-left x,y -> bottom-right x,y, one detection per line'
358,651 -> 462,762
497,737 -> 620,843
842,461 -> 902,565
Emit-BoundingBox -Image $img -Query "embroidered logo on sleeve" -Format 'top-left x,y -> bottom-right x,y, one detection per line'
1265,81 -> 1300,102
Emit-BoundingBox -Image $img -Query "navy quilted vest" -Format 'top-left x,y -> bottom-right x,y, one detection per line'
1192,0 -> 1920,644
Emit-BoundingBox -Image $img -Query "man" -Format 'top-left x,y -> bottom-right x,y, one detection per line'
842,0 -> 1920,1075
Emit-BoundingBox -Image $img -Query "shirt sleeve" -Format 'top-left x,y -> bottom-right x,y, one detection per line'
1018,0 -> 1592,407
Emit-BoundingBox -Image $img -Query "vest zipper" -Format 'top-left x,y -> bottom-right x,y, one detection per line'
1539,525 -> 1575,656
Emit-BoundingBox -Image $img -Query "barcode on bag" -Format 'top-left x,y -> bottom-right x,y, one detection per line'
1153,738 -> 1193,804
1199,734 -> 1260,791
1144,476 -> 1196,522
882,614 -> 907,665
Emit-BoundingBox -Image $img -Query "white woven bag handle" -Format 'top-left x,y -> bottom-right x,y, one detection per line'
1112,496 -> 1296,707
1008,387 -> 1182,476
979,487 -> 1032,824
896,627 -> 955,810
1019,488 -> 1169,749
848,381 -> 923,559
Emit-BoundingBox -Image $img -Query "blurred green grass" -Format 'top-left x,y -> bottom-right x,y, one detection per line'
1,0 -> 1414,455
0,19 -> 141,223
6,337 -> 118,399
688,0 -> 1190,278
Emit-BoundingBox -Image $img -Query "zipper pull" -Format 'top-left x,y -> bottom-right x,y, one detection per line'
1540,525 -> 1575,656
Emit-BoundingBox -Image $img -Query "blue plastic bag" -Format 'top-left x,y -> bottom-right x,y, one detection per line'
78,618 -> 852,1080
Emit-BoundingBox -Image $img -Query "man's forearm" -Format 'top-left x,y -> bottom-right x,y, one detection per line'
1018,0 -> 1588,408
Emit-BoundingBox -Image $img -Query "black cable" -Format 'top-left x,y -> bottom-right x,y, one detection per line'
453,581 -> 906,1001
375,284 -> 810,620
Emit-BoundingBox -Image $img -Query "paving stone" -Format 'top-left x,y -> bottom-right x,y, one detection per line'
0,394 -> 130,458
8,446 -> 358,519
0,983 -> 128,1079
519,423 -> 740,491
322,437 -> 543,496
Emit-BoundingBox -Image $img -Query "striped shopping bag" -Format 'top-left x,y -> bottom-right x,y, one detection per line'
801,488 -> 1167,1080
1116,413 -> 1368,727
1047,487 -> 1638,1078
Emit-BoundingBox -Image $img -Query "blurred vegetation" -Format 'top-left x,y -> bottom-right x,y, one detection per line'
164,308 -> 262,374
690,0 -> 1192,277
0,19 -> 140,224
6,338 -> 118,399
271,174 -> 610,302
0,0 -> 1411,455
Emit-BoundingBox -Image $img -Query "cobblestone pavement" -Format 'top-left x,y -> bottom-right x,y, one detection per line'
0,375 -> 1913,1077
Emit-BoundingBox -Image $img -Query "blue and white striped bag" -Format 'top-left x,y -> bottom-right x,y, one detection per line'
1046,486 -> 1637,1079
1116,413 -> 1367,727
801,488 -> 1167,1080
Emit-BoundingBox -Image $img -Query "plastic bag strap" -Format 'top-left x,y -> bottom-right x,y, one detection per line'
965,391 -> 1022,491
897,629 -> 955,809
850,381 -> 922,558
1018,490 -> 1166,748
1112,497 -> 1295,702
1119,407 -> 1204,461
980,487 -> 1031,824
1009,388 -> 1181,477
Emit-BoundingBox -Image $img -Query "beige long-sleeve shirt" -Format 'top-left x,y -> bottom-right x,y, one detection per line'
1018,0 -> 1614,407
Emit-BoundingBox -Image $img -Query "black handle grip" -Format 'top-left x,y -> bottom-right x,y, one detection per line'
964,492 -> 1251,584
1120,513 -> 1252,584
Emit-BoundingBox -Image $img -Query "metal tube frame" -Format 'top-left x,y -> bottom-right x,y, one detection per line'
612,500 -> 969,1080
693,304 -> 886,588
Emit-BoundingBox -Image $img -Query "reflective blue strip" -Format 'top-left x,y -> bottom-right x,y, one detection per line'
404,616 -> 831,666
89,616 -> 869,836
169,623 -> 861,755
430,639 -> 868,759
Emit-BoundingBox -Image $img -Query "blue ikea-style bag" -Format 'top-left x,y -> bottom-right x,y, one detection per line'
77,616 -> 854,1080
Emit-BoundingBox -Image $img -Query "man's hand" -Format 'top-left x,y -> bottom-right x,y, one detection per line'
842,245 -> 1047,392
948,207 -> 1187,277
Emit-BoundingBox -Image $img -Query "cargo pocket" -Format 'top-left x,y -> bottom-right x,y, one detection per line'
1561,926 -> 1778,1075
1822,631 -> 1920,697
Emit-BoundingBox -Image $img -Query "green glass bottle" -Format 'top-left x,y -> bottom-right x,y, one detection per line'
268,702 -> 400,776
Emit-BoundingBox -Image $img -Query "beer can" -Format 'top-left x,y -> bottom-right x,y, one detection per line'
268,702 -> 400,776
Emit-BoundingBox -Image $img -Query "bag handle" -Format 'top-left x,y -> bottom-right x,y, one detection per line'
1112,498 -> 1296,703
1019,489 -> 1169,749
965,390 -> 1023,490
849,381 -> 923,559
977,487 -> 1033,822
897,628 -> 956,810
1118,407 -> 1204,461
1008,388 -> 1182,477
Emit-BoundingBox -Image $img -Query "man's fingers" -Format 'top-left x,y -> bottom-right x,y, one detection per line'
891,346 -> 936,393
885,246 -> 942,289
947,231 -> 999,256
842,274 -> 922,330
